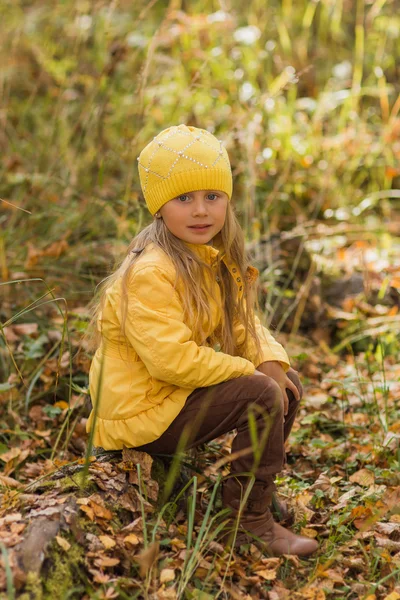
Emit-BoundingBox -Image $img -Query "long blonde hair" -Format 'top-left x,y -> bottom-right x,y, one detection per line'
86,202 -> 263,365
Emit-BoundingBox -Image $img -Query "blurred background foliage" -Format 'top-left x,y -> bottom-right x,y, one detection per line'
1,0 -> 399,317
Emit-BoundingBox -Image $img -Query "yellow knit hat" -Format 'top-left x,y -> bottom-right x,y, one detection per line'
137,124 -> 233,215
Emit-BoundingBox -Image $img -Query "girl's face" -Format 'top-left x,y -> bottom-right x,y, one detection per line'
158,190 -> 229,244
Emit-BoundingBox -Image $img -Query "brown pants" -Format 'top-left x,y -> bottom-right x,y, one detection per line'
138,368 -> 302,487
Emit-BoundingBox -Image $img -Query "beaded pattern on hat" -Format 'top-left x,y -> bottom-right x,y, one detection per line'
137,125 -> 232,215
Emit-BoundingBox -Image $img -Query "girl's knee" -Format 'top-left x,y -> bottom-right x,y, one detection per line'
286,369 -> 303,403
248,374 -> 284,419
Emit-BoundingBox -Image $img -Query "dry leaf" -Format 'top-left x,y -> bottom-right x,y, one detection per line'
0,448 -> 22,463
124,533 -> 140,546
349,468 -> 375,487
0,513 -> 22,527
300,527 -> 319,539
160,568 -> 175,583
255,568 -> 277,581
94,556 -> 120,568
0,475 -> 24,489
79,505 -> 95,521
3,323 -> 38,341
54,401 -> 69,410
121,448 -> 153,483
34,430 -> 52,437
90,501 -> 113,521
135,541 -> 160,577
351,506 -> 374,530
99,535 -> 116,549
56,535 -> 71,551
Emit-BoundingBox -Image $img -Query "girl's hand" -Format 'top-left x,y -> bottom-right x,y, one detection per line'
255,361 -> 300,416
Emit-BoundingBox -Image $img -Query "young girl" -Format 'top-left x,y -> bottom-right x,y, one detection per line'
86,124 -> 318,557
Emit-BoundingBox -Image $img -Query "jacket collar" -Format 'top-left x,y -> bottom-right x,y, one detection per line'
183,233 -> 246,299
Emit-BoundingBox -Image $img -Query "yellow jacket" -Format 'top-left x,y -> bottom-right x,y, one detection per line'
86,239 -> 290,450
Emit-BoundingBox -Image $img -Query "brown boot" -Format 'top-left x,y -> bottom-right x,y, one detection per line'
221,480 -> 318,557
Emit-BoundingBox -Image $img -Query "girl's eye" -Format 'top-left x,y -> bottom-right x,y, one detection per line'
207,193 -> 218,200
177,195 -> 190,202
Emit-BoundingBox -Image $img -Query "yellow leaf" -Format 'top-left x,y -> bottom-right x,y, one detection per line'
255,568 -> 277,580
94,557 -> 120,568
383,593 -> 400,600
390,515 -> 400,523
54,401 -> 69,410
300,527 -> 319,539
124,533 -> 140,546
79,504 -> 95,520
56,535 -> 71,551
99,535 -> 116,549
34,429 -> 52,437
160,568 -> 175,583
349,468 -> 375,487
90,501 -> 113,520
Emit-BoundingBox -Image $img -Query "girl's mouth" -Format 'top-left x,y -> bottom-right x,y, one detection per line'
188,225 -> 211,230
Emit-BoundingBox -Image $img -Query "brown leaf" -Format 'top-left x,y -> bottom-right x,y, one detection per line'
0,475 -> 24,489
121,448 -> 153,483
0,448 -> 22,463
0,513 -> 22,527
25,240 -> 69,268
90,501 -> 113,521
350,506 -> 374,530
3,323 -> 38,342
135,541 -> 160,578
349,468 -> 375,487
94,556 -> 120,568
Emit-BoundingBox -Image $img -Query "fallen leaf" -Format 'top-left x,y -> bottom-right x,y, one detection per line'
351,505 -> 374,530
160,568 -> 175,583
90,501 -> 113,521
54,401 -> 69,410
34,430 -> 52,437
300,527 -> 319,539
3,323 -> 38,341
56,535 -> 71,551
0,475 -> 24,489
99,535 -> 116,549
79,505 -> 95,520
0,513 -> 22,527
0,448 -> 21,463
124,533 -> 140,546
135,541 -> 160,577
255,568 -> 277,581
121,448 -> 153,483
349,468 -> 375,487
94,556 -> 120,568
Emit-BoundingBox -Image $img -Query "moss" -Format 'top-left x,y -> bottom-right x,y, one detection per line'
18,572 -> 43,600
57,471 -> 96,494
43,539 -> 85,600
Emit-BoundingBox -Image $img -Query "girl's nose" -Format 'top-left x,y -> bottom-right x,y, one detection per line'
193,202 -> 208,215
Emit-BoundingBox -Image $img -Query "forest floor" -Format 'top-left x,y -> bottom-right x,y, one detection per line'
1,316 -> 400,599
